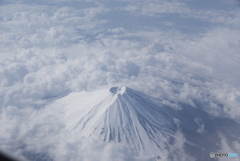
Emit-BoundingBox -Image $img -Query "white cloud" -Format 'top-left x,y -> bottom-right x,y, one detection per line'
166,131 -> 196,161
0,1 -> 107,51
123,0 -> 191,16
121,0 -> 240,30
218,134 -> 240,161
0,0 -> 240,160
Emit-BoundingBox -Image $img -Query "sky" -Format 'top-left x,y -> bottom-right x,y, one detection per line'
0,0 -> 240,161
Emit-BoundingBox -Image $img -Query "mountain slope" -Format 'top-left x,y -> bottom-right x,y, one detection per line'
56,86 -> 177,155
55,86 -> 240,160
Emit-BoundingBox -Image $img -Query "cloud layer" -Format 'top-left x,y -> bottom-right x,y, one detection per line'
0,0 -> 240,160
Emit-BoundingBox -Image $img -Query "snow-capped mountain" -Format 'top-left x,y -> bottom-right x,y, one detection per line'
56,86 -> 178,156
54,86 -> 240,161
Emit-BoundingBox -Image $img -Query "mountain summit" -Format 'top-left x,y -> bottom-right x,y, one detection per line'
54,86 -> 240,160
57,86 -> 177,155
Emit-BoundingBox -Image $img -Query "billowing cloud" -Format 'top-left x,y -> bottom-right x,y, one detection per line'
0,0 -> 240,160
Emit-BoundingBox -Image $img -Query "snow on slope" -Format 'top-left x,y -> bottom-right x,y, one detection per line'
56,86 -> 177,156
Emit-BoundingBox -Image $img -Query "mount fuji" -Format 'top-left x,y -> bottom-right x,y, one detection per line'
54,86 -> 240,160
57,86 -> 177,156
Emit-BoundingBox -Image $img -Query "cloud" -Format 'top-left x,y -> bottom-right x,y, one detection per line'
218,134 -> 240,161
123,1 -> 190,16
0,1 -> 107,50
166,131 -> 196,161
0,0 -> 240,160
0,103 -> 157,161
121,0 -> 240,31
